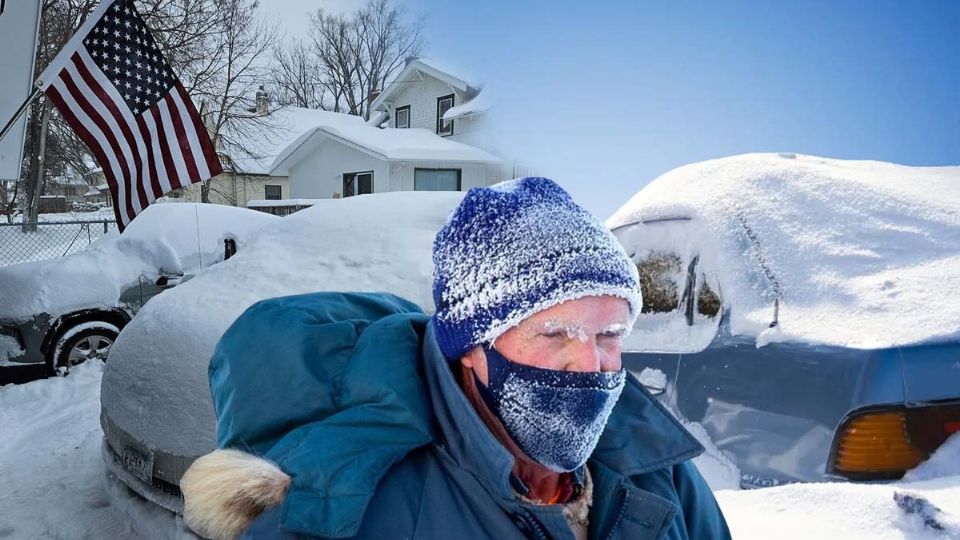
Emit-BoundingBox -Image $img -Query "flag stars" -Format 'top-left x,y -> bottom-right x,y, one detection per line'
85,2 -> 177,115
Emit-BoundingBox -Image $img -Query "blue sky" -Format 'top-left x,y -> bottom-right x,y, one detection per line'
276,0 -> 960,218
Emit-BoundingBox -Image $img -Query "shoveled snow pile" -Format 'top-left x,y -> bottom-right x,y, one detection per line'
102,192 -> 463,460
608,153 -> 960,349
0,203 -> 275,321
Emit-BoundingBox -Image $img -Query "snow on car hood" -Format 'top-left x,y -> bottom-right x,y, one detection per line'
0,203 -> 277,322
607,153 -> 960,349
102,192 -> 462,457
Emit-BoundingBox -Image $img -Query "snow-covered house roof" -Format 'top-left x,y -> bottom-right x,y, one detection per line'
51,176 -> 90,187
220,107 -> 365,176
607,153 -> 960,349
443,87 -> 493,121
270,124 -> 500,176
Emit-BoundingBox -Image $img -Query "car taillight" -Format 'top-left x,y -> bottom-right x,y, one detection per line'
905,402 -> 960,454
831,402 -> 960,480
832,411 -> 924,478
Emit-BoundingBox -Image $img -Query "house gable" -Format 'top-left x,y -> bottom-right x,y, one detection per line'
371,59 -> 481,136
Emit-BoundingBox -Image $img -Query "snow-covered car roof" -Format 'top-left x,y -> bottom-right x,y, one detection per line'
0,203 -> 277,321
102,192 -> 462,457
607,153 -> 960,349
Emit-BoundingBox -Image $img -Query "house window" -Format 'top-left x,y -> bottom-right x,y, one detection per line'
415,168 -> 461,191
342,171 -> 374,197
436,94 -> 454,136
264,185 -> 282,200
395,105 -> 410,128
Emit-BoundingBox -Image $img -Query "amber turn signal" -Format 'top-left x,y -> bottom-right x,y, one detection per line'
833,411 -> 925,477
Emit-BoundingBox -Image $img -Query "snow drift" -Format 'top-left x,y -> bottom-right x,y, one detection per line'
608,153 -> 960,349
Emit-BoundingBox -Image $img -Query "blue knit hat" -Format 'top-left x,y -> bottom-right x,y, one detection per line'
431,177 -> 642,360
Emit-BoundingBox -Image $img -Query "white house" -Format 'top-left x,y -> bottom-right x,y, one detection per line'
268,58 -> 538,202
185,58 -> 525,209
269,119 -> 501,199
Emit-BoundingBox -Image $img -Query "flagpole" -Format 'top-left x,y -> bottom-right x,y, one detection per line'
0,87 -> 40,144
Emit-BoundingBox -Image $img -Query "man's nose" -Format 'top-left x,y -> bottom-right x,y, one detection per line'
564,339 -> 603,373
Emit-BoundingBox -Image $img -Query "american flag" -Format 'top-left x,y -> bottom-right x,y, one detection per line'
36,0 -> 222,229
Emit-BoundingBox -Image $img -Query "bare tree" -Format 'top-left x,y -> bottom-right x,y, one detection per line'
307,0 -> 423,119
0,181 -> 22,224
18,0 -> 98,230
194,0 -> 278,203
271,39 -> 326,109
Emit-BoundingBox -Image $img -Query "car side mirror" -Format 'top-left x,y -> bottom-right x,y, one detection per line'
643,382 -> 666,396
155,275 -> 183,288
636,368 -> 668,397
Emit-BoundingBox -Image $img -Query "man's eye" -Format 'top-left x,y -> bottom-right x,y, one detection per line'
541,330 -> 564,338
599,331 -> 624,341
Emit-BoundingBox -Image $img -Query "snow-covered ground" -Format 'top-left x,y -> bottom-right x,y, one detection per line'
3,365 -> 957,540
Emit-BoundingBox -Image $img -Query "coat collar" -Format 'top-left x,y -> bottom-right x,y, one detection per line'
421,321 -> 703,497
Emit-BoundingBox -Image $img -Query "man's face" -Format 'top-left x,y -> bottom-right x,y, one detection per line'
462,295 -> 630,385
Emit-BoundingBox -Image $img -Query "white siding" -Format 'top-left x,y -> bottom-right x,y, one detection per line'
386,76 -> 468,135
287,139 -> 390,199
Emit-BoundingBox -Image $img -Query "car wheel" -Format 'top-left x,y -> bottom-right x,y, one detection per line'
50,322 -> 120,375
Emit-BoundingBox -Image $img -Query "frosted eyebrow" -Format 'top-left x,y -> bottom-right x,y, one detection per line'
531,319 -> 631,342
602,322 -> 629,336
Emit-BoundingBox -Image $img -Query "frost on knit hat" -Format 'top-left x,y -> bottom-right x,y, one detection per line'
431,177 -> 643,360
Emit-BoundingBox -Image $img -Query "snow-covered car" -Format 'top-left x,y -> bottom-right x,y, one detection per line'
100,192 -> 456,512
0,203 -> 276,374
610,154 -> 960,486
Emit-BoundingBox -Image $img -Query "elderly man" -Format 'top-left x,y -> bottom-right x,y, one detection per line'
181,177 -> 730,540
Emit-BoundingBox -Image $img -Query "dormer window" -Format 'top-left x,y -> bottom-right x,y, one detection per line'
395,105 -> 410,128
436,94 -> 454,136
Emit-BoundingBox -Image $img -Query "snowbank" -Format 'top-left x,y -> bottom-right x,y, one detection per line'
716,474 -> 960,539
608,153 -> 960,349
102,192 -> 463,458
0,362 -> 137,539
0,203 -> 276,321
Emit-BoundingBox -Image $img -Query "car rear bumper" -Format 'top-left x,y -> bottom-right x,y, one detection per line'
101,438 -> 184,514
101,410 -> 197,514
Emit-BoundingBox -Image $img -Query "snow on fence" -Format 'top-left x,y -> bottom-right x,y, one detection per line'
0,220 -> 118,267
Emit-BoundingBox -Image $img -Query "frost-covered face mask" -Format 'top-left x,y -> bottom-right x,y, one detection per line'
475,345 -> 627,472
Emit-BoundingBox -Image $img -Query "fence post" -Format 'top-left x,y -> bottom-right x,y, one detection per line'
103,220 -> 108,234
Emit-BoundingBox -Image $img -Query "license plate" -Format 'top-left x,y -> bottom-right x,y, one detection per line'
122,444 -> 154,483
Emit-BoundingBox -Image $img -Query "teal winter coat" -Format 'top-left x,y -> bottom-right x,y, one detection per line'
207,292 -> 731,540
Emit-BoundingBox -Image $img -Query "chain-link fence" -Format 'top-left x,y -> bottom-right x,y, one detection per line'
0,220 -> 118,267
